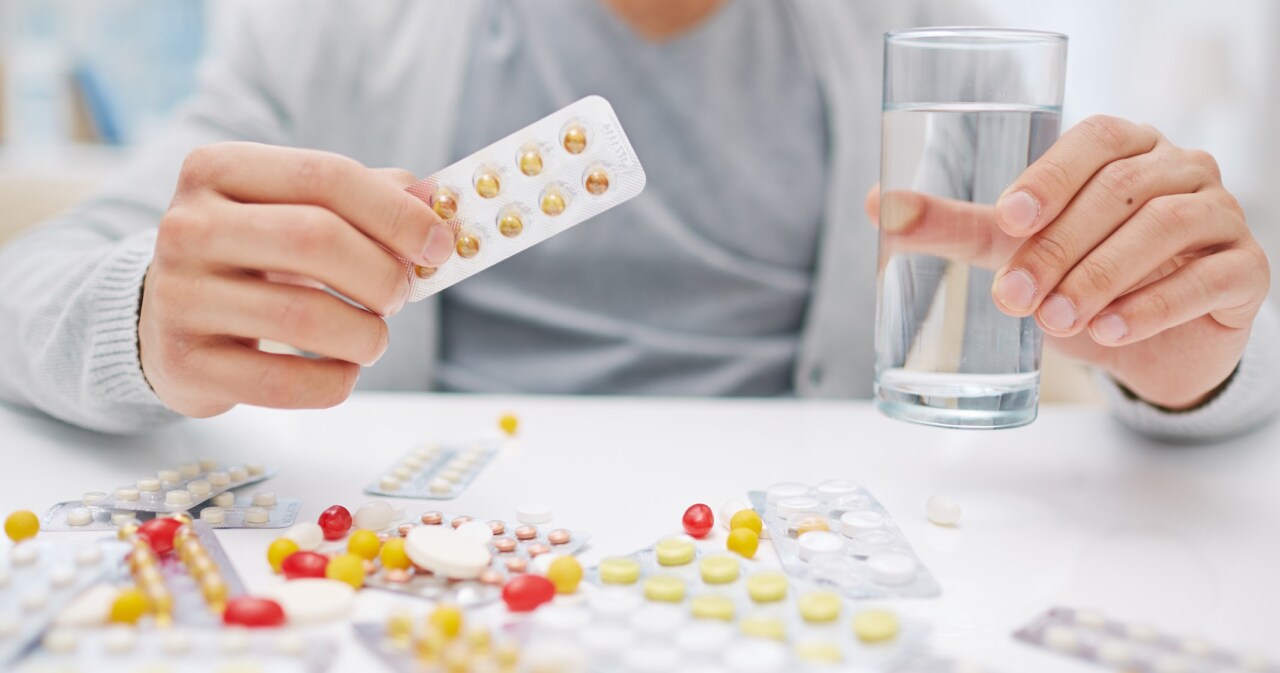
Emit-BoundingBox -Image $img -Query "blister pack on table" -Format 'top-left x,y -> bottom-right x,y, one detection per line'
749,480 -> 941,598
195,493 -> 300,529
1014,606 -> 1277,673
403,95 -> 646,299
364,436 -> 501,499
47,460 -> 277,519
18,626 -> 337,673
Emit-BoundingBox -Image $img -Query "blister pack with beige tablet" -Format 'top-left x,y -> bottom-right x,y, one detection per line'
403,95 -> 646,299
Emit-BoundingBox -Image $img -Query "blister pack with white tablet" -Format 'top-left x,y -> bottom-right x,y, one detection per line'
748,480 -> 940,598
19,626 -> 337,673
1014,606 -> 1277,673
403,95 -> 646,300
194,492 -> 300,529
364,435 -> 501,499
59,460 -> 277,517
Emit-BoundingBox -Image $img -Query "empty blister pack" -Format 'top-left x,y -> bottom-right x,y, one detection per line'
82,460 -> 277,514
362,510 -> 590,607
748,480 -> 941,598
570,536 -> 926,671
1014,606 -> 1278,673
404,95 -> 646,299
364,436 -> 501,499
19,626 -> 337,673
195,492 -> 300,529
0,537 -> 130,665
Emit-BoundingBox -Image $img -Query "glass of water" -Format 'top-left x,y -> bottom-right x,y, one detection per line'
875,28 -> 1067,429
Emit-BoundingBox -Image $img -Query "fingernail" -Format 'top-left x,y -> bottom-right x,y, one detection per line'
1091,313 -> 1129,344
993,269 -> 1036,312
423,226 -> 455,265
998,190 -> 1040,233
1038,294 -> 1077,332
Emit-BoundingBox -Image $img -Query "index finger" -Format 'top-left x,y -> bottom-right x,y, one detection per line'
996,115 -> 1160,238
180,142 -> 450,266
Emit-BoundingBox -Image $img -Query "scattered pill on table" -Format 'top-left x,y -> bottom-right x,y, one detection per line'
926,495 -> 962,526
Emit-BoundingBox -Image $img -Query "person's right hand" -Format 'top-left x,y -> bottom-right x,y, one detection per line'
139,142 -> 455,418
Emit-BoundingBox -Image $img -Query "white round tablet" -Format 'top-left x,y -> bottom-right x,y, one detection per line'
926,495 -> 961,526
776,496 -> 820,519
719,498 -> 749,530
75,544 -> 104,567
629,604 -> 686,637
1097,639 -> 1131,665
722,639 -> 789,673
187,480 -> 212,497
404,525 -> 491,579
815,479 -> 860,502
588,588 -> 644,618
402,455 -> 426,469
207,472 -> 230,487
212,492 -> 236,508
447,457 -> 474,471
22,587 -> 49,612
49,565 -> 75,589
227,466 -> 249,482
81,491 -> 107,505
533,604 -> 592,633
391,466 -> 413,480
439,467 -> 465,482
245,507 -> 269,524
1073,609 -> 1107,629
265,579 -> 355,624
114,487 -> 139,502
1044,625 -> 1079,652
157,469 -> 181,483
0,615 -> 18,638
11,542 -> 38,566
354,501 -> 394,531
428,478 -> 453,494
198,458 -> 218,471
516,504 -> 553,524
415,444 -> 439,458
379,475 -> 402,491
622,645 -> 681,673
162,629 -> 191,655
200,507 -> 226,525
179,463 -> 201,478
109,512 -> 135,528
165,490 -> 193,507
1153,656 -> 1193,673
867,553 -> 917,586
840,510 -> 885,537
246,463 -> 265,477
136,478 -> 160,492
766,482 -> 808,505
284,522 -> 324,551
456,520 -> 496,545
675,621 -> 735,654
251,491 -> 277,508
581,625 -> 635,654
0,568 -> 9,588
523,641 -> 590,673
42,627 -> 77,653
798,530 -> 844,562
67,507 -> 93,526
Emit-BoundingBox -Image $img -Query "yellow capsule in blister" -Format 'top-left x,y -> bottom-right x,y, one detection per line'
562,123 -> 588,154
474,169 -> 501,199
432,188 -> 459,220
540,186 -> 567,217
415,265 -> 438,279
497,209 -> 524,238
584,167 -> 610,195
456,229 -> 482,259
518,146 -> 544,176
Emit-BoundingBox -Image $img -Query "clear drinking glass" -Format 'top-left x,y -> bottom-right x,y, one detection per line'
874,28 -> 1067,429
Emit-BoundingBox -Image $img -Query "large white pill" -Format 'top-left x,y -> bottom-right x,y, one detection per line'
456,520 -> 495,545
776,496 -> 820,519
815,479 -> 860,502
354,501 -> 394,531
245,507 -> 269,524
157,469 -> 181,483
404,525 -> 491,579
212,492 -> 236,508
165,490 -> 193,507
207,472 -> 230,487
67,507 -> 93,526
136,478 -> 161,492
200,507 -> 226,525
766,482 -> 808,505
251,491 -> 277,508
926,495 -> 961,526
179,463 -> 201,478
82,491 -> 107,505
867,553 -> 917,586
265,578 -> 355,624
284,522 -> 324,551
798,531 -> 844,562
723,640 -> 789,673
379,475 -> 402,491
840,510 -> 884,537
75,545 -> 103,567
719,499 -> 749,530
187,480 -> 212,497
114,487 -> 139,501
517,504 -> 553,524
227,466 -> 249,482
11,542 -> 38,566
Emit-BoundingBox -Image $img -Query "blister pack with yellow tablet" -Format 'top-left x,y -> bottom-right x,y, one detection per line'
404,95 -> 646,300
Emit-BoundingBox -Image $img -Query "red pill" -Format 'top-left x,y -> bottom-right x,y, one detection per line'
280,551 -> 329,580
223,596 -> 286,628
682,503 -> 714,538
137,518 -> 185,556
318,505 -> 352,541
502,574 -> 555,612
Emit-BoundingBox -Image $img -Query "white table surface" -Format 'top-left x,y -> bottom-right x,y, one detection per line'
2,393 -> 1278,671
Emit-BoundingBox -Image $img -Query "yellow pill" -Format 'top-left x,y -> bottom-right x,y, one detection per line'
380,538 -> 412,571
741,615 -> 787,641
798,591 -> 841,623
497,210 -> 523,238
347,529 -> 381,561
456,229 -> 482,259
200,573 -> 229,610
547,556 -> 583,594
325,553 -> 366,590
474,170 -> 500,199
698,554 -> 741,584
746,572 -> 788,603
498,413 -> 519,435
562,123 -> 588,154
643,575 -> 686,602
690,594 -> 736,621
729,509 -> 763,535
109,588 -> 148,624
655,536 -> 696,567
432,189 -> 459,220
583,167 -> 610,195
267,537 -> 299,574
726,528 -> 760,559
599,557 -> 641,585
795,640 -> 843,664
540,186 -> 567,217
853,609 -> 900,643
4,510 -> 39,542
429,604 -> 464,640
386,609 -> 413,639
518,146 -> 543,176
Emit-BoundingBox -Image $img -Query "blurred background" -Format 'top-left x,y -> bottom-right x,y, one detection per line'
0,0 -> 1275,402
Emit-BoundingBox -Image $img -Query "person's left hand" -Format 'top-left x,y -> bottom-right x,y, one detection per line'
867,115 -> 1270,410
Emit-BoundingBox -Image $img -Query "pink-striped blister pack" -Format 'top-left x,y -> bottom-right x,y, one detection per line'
403,95 -> 646,300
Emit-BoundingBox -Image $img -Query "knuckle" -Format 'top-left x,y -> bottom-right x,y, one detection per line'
1081,114 -> 1130,151
157,207 -> 211,258
1185,148 -> 1222,181
1032,156 -> 1075,197
178,144 -> 228,191
289,208 -> 340,256
256,365 -> 301,408
294,152 -> 352,193
1026,232 -> 1075,271
1074,254 -> 1121,296
1140,289 -> 1174,321
1147,196 -> 1197,231
275,292 -> 320,338
1095,158 -> 1144,198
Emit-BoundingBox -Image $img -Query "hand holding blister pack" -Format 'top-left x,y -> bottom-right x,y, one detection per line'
402,95 -> 646,299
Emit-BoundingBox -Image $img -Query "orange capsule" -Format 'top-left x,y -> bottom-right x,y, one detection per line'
432,189 -> 459,220
414,265 -> 437,279
497,209 -> 523,238
584,167 -> 610,195
517,145 -> 544,177
562,123 -> 588,154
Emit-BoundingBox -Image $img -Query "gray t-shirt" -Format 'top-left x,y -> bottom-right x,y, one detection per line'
437,0 -> 828,395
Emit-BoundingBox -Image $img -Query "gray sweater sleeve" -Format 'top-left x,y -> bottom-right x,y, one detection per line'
0,8 -> 291,433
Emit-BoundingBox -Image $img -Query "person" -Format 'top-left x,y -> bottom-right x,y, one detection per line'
0,0 -> 1273,441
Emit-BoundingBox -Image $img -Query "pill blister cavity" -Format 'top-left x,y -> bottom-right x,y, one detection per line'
414,265 -> 438,280
561,121 -> 588,154
584,165 -> 610,195
456,228 -> 483,259
497,208 -> 524,238
473,167 -> 501,199
432,188 -> 460,221
517,144 -> 545,177
541,185 -> 569,217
